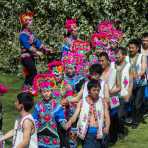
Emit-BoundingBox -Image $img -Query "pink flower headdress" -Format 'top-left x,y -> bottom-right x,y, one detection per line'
62,52 -> 85,74
97,20 -> 123,42
91,32 -> 110,49
65,18 -> 77,33
70,39 -> 91,54
32,74 -> 56,96
48,60 -> 63,76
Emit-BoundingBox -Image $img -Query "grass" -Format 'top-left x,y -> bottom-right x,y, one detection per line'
1,73 -> 148,148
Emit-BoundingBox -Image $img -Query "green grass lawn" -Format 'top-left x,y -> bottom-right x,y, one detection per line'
1,73 -> 148,148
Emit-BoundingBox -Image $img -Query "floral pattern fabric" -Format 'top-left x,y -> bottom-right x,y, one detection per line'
32,99 -> 66,147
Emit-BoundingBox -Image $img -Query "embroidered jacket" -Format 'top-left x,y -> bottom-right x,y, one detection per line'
19,28 -> 42,58
51,79 -> 74,104
61,35 -> 77,54
32,99 -> 66,147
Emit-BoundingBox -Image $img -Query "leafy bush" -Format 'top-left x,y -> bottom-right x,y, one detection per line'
0,0 -> 148,73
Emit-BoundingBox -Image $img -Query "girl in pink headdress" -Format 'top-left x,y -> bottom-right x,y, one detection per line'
32,74 -> 72,148
61,18 -> 78,57
19,11 -> 51,92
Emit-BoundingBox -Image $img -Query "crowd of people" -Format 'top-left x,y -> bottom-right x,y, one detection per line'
0,11 -> 148,148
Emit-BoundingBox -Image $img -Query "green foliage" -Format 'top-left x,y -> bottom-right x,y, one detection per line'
0,0 -> 148,72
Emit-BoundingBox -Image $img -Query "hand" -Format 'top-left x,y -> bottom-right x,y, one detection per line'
36,51 -> 43,57
44,47 -> 51,54
31,47 -> 37,53
103,127 -> 109,134
65,120 -> 72,130
41,44 -> 54,54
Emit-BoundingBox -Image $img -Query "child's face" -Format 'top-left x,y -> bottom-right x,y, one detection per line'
41,89 -> 52,100
66,67 -> 75,77
71,24 -> 78,36
26,18 -> 33,26
89,86 -> 100,100
15,100 -> 23,112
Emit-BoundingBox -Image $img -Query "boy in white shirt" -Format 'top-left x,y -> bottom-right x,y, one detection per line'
0,92 -> 38,148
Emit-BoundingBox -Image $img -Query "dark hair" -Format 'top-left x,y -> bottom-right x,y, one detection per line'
17,92 -> 34,112
142,32 -> 148,38
128,39 -> 141,50
116,47 -> 127,55
89,63 -> 103,75
99,52 -> 110,62
87,80 -> 101,91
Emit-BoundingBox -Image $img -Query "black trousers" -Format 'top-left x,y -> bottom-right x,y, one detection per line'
21,57 -> 37,86
130,86 -> 144,124
57,124 -> 70,148
109,99 -> 129,142
118,98 -> 129,134
109,114 -> 119,144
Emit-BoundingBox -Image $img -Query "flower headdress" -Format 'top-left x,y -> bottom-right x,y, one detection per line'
97,20 -> 123,43
65,18 -> 77,33
70,39 -> 91,54
97,20 -> 114,33
48,60 -> 63,76
62,52 -> 85,73
91,33 -> 109,49
19,11 -> 34,25
33,74 -> 56,96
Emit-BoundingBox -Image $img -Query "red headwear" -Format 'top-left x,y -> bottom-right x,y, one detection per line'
65,18 -> 77,33
19,11 -> 34,25
97,20 -> 123,43
32,74 -> 55,96
91,32 -> 110,48
48,60 -> 63,76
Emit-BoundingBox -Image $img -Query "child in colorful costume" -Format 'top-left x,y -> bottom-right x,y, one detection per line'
19,11 -> 50,92
63,57 -> 86,148
48,60 -> 74,147
62,19 -> 78,55
48,60 -> 74,104
62,52 -> 86,91
32,74 -> 71,148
